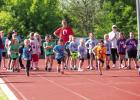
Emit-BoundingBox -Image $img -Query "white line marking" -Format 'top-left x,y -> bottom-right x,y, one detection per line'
88,79 -> 140,97
0,78 -> 18,100
3,77 -> 28,100
37,75 -> 89,100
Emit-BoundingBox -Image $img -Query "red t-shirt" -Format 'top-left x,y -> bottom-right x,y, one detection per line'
55,27 -> 74,44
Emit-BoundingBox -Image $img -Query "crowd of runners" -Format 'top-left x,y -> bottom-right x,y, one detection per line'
0,19 -> 140,76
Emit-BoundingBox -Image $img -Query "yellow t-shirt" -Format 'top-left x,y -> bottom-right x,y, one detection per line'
94,45 -> 106,60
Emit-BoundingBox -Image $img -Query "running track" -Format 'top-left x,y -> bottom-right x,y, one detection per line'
0,60 -> 140,100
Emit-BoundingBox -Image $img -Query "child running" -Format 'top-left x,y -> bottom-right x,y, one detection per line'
53,39 -> 65,74
104,34 -> 111,70
64,35 -> 73,70
29,32 -> 39,71
85,33 -> 98,70
22,39 -> 32,76
77,38 -> 86,72
9,34 -> 19,72
117,32 -> 127,69
69,36 -> 78,70
92,40 -> 106,75
43,35 -> 55,72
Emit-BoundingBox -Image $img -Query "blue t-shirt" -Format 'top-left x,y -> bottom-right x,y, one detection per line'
22,46 -> 32,60
104,40 -> 111,54
85,38 -> 98,53
126,38 -> 138,51
117,38 -> 126,53
78,45 -> 86,58
53,45 -> 65,59
69,41 -> 78,52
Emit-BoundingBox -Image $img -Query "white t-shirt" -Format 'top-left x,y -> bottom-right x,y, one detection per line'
5,38 -> 11,55
108,31 -> 118,48
29,39 -> 41,55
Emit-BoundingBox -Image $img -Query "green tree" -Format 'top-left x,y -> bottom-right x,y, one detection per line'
60,0 -> 101,36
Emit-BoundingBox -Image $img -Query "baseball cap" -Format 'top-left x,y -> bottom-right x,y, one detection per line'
112,25 -> 117,28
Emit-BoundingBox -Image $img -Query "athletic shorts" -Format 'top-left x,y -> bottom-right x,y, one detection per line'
87,49 -> 90,59
65,49 -> 71,57
79,57 -> 84,62
106,54 -> 110,56
71,52 -> 78,59
11,58 -> 17,60
98,59 -> 104,64
32,54 -> 39,62
2,52 -> 6,57
127,50 -> 137,58
57,57 -> 64,64
45,54 -> 54,59
88,52 -> 96,59
118,52 -> 126,55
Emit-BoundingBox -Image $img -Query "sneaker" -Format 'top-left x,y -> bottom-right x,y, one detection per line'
48,68 -> 52,72
2,67 -> 7,70
74,66 -> 77,70
87,66 -> 90,69
30,67 -> 33,70
20,64 -> 25,69
121,64 -> 125,68
7,68 -> 12,72
106,65 -> 110,70
33,67 -> 39,71
61,70 -> 64,74
12,68 -> 15,72
70,66 -> 74,70
138,68 -> 140,76
64,65 -> 68,70
16,68 -> 20,72
45,67 -> 48,71
126,66 -> 131,70
112,64 -> 116,68
90,67 -> 95,70
78,68 -> 84,72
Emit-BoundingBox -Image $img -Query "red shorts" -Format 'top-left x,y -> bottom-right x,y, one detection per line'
32,54 -> 39,62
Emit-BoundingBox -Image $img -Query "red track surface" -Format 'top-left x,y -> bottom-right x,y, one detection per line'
0,60 -> 140,100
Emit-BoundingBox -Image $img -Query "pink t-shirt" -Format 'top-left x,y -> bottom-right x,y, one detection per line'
29,39 -> 40,54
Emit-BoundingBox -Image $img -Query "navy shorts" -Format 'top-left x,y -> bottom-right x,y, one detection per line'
127,50 -> 137,58
79,57 -> 84,62
57,57 -> 64,64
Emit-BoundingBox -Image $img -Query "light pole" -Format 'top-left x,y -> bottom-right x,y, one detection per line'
136,0 -> 140,59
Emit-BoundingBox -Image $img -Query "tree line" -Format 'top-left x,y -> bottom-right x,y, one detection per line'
0,0 -> 137,38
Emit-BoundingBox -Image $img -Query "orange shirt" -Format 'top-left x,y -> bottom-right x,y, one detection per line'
94,45 -> 106,60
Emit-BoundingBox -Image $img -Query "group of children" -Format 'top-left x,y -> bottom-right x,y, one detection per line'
0,31 -> 140,76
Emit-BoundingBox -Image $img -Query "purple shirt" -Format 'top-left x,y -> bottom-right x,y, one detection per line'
117,38 -> 126,53
126,38 -> 138,51
69,41 -> 78,52
78,45 -> 86,58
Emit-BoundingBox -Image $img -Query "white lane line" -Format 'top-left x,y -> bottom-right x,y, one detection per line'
3,77 -> 28,100
0,78 -> 18,100
37,75 -> 89,100
88,79 -> 140,97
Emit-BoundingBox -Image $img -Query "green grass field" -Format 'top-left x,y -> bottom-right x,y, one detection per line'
0,88 -> 8,100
